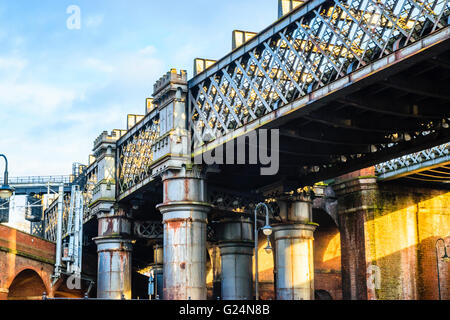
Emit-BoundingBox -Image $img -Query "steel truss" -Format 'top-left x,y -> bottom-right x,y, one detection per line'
188,0 -> 450,148
376,142 -> 450,177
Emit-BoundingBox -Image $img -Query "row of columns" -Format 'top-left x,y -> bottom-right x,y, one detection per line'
94,169 -> 317,300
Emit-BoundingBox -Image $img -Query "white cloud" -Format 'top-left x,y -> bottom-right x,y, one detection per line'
84,58 -> 115,73
0,44 -> 165,177
85,14 -> 104,28
0,82 -> 78,114
0,56 -> 28,81
139,45 -> 157,56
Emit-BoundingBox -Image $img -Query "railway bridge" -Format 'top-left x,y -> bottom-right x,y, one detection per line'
3,0 -> 449,300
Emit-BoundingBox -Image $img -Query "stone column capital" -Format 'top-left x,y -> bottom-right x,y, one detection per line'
93,238 -> 134,252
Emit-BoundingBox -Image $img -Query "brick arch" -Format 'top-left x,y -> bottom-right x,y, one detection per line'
7,268 -> 48,300
3,255 -> 55,295
0,224 -> 60,300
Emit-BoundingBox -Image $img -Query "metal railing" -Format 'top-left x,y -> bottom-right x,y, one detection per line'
375,142 -> 450,179
1,175 -> 74,185
188,0 -> 450,149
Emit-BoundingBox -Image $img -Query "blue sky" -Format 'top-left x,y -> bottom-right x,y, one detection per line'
0,0 -> 278,176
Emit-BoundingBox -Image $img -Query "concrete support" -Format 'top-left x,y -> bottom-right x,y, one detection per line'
217,217 -> 254,300
274,195 -> 317,300
94,206 -> 133,299
157,168 -> 211,300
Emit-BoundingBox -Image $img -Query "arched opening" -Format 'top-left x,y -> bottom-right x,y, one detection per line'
313,208 -> 342,300
8,269 -> 46,300
315,289 -> 333,300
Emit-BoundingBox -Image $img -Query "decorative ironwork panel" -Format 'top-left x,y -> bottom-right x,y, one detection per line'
208,187 -> 265,214
189,0 -> 450,147
117,112 -> 160,196
375,142 -> 450,175
43,195 -> 71,242
82,164 -> 97,221
30,221 -> 44,238
134,221 -> 163,239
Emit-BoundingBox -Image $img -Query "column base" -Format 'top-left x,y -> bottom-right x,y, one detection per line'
273,223 -> 317,300
219,241 -> 254,300
94,237 -> 133,299
158,201 -> 211,300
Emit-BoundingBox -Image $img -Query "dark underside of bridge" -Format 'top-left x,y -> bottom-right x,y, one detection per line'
205,35 -> 450,193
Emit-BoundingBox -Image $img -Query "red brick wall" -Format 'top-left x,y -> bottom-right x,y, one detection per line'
334,169 -> 450,300
314,225 -> 342,299
0,225 -> 56,298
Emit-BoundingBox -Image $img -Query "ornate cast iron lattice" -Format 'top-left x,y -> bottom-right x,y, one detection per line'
43,195 -> 71,242
134,221 -> 163,239
117,113 -> 160,196
189,0 -> 450,148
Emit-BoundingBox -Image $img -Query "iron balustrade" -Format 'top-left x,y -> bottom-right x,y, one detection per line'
375,142 -> 450,177
116,110 -> 160,196
1,175 -> 74,185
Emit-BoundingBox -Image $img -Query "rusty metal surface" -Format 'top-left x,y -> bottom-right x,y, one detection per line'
157,169 -> 212,300
160,204 -> 209,300
94,205 -> 133,299
96,238 -> 133,299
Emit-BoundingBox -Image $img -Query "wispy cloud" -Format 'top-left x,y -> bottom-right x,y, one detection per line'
85,14 -> 104,28
0,0 -> 276,177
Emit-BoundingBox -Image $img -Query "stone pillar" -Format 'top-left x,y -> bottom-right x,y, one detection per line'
217,217 -> 254,300
157,168 -> 211,300
94,206 -> 133,299
273,193 -> 317,300
332,169 -> 377,300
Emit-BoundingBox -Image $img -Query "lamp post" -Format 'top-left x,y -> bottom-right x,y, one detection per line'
0,154 -> 14,200
435,238 -> 449,300
254,202 -> 272,300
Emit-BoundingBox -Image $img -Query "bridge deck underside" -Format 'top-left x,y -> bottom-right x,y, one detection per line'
206,32 -> 450,191
391,163 -> 450,187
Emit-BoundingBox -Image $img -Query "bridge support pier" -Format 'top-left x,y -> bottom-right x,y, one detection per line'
274,195 -> 317,300
94,207 -> 133,299
0,288 -> 8,300
157,168 -> 211,300
217,217 -> 254,300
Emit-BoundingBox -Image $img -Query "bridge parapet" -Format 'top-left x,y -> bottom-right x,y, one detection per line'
188,0 -> 450,150
116,69 -> 190,200
376,142 -> 450,180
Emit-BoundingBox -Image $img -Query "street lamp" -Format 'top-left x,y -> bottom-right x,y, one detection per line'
0,154 -> 14,200
254,202 -> 272,300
